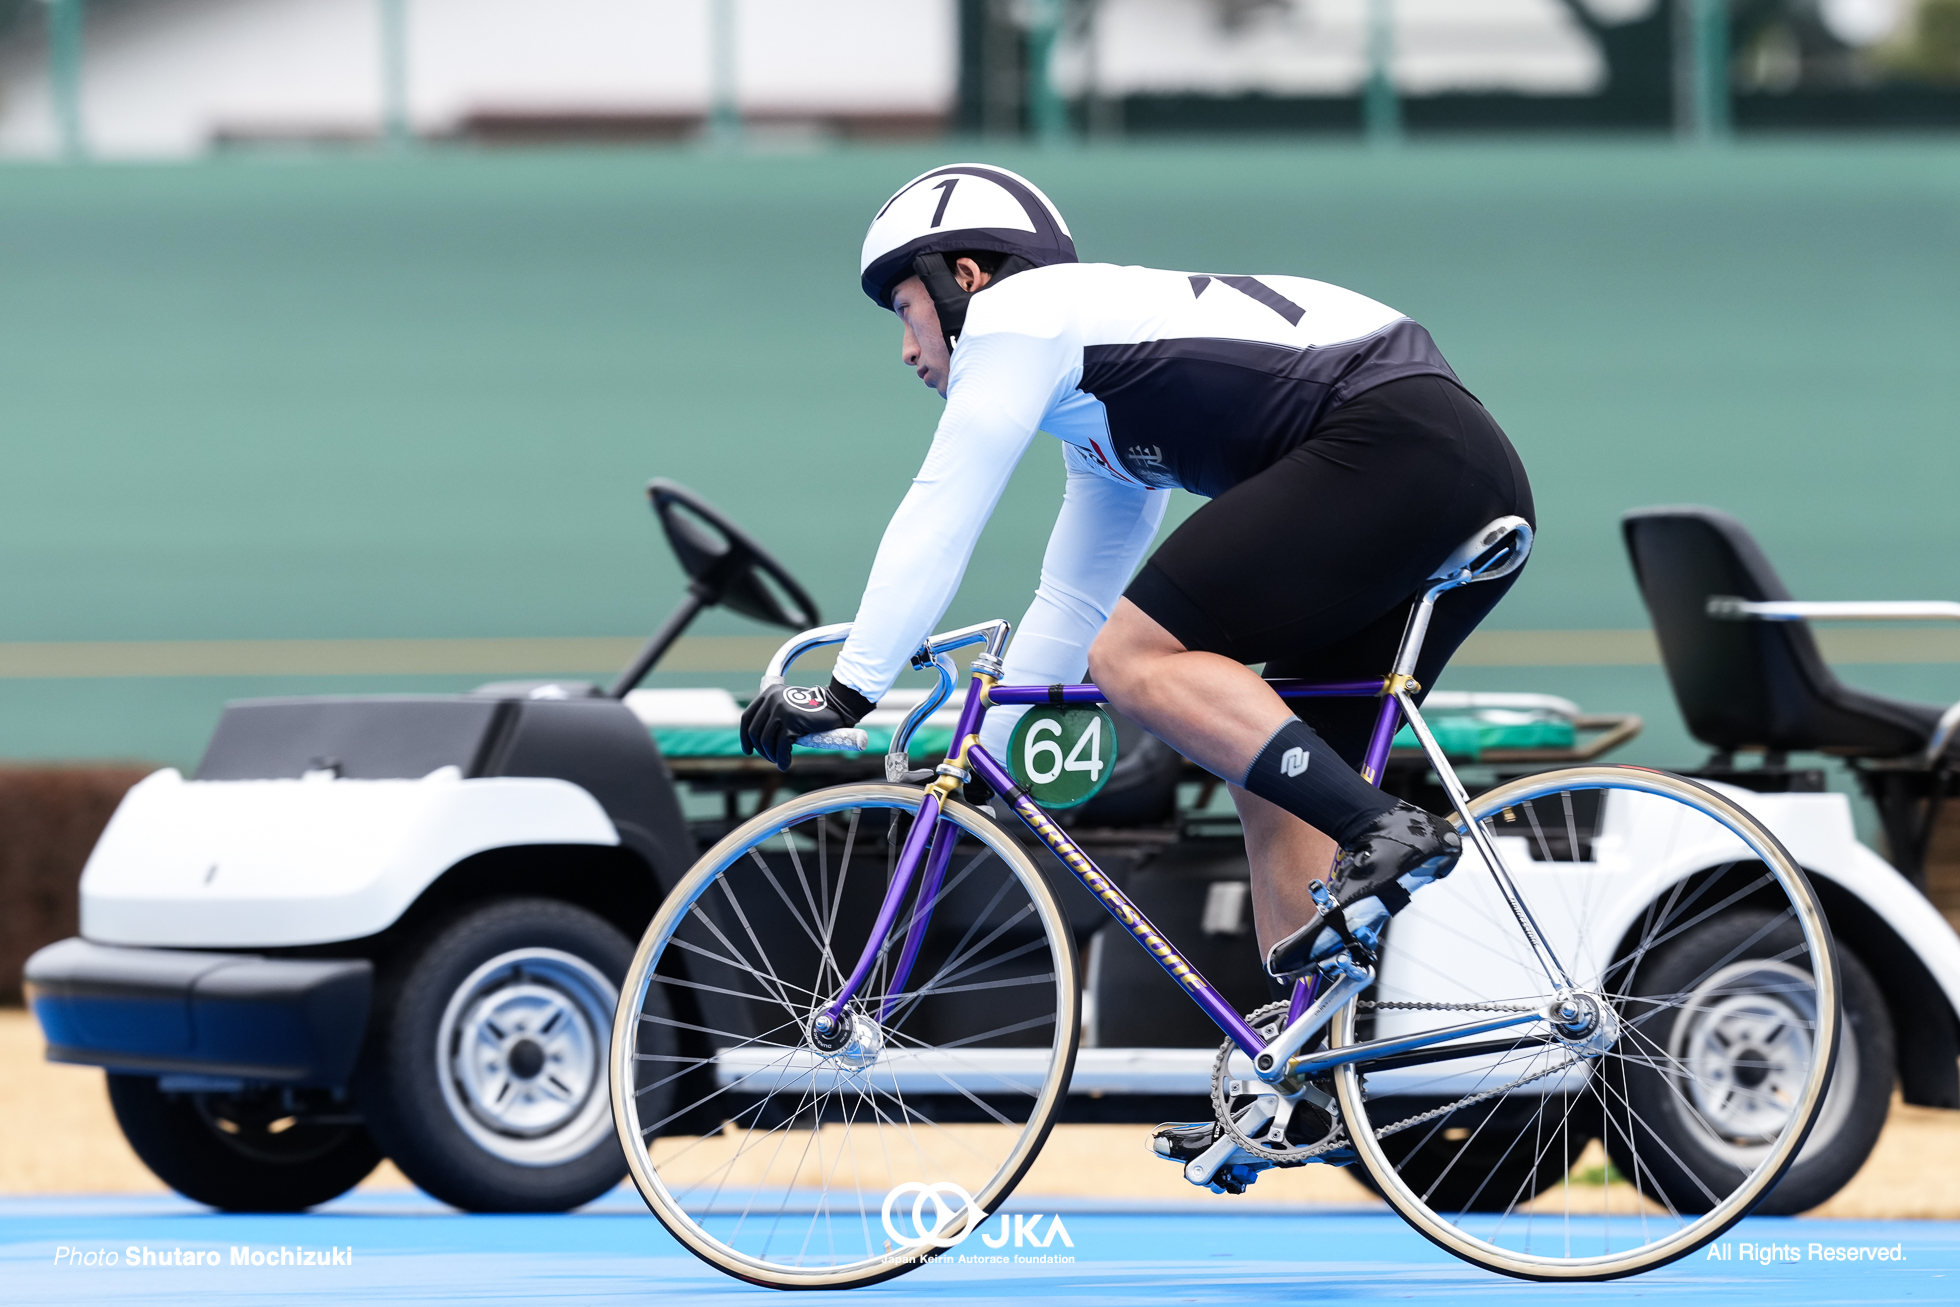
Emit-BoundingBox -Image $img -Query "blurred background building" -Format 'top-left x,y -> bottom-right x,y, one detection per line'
1,0 -> 1957,157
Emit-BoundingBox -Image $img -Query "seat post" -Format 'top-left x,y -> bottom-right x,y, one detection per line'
1391,583 -> 1448,681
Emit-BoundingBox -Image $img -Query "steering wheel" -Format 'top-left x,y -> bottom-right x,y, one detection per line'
647,479 -> 820,629
607,480 -> 822,698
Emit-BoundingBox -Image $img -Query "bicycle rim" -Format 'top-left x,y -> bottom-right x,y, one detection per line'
1331,765 -> 1837,1280
610,783 -> 1079,1289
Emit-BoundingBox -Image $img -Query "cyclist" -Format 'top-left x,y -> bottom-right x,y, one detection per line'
741,161 -> 1533,1072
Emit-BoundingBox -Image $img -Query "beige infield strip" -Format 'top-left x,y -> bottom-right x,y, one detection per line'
0,629 -> 1956,679
4,1012 -> 1960,1211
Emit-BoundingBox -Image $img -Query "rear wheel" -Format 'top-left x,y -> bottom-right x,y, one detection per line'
1330,765 -> 1837,1280
611,783 -> 1079,1290
108,1075 -> 380,1211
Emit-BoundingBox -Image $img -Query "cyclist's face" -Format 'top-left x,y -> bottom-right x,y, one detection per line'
892,276 -> 950,396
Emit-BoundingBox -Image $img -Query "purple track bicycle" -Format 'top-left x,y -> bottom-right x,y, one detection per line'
610,518 -> 1838,1287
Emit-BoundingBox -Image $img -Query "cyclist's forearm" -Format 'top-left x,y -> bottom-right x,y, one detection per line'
832,487 -> 987,700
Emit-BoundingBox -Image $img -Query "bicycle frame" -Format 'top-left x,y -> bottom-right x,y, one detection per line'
805,527 -> 1562,1084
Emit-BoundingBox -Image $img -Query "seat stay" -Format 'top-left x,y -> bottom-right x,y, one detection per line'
1395,687 -> 1574,995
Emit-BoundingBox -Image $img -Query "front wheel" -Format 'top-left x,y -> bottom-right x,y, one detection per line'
1330,765 -> 1838,1281
611,783 -> 1080,1290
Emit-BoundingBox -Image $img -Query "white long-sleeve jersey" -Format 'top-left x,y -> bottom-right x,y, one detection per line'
829,260 -> 1457,755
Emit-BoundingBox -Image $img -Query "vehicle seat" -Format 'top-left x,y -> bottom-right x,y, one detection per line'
1621,506 -> 1947,759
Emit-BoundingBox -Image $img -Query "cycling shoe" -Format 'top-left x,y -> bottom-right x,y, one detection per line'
1264,801 -> 1462,981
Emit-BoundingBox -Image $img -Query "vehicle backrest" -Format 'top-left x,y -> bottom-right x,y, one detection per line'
1621,506 -> 1897,754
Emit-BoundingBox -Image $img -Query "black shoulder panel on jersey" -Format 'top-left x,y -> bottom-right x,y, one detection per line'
1078,320 -> 1460,499
1189,274 -> 1306,326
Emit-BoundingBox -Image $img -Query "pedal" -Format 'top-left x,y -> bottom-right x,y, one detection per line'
1180,1100 -> 1276,1192
1183,1137 -> 1275,1194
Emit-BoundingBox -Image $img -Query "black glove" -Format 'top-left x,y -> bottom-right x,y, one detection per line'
739,678 -> 876,771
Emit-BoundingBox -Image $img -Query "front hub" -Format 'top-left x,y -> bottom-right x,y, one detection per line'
809,1008 -> 884,1070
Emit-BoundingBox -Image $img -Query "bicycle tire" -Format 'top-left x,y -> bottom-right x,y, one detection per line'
1329,764 -> 1837,1281
610,783 -> 1080,1290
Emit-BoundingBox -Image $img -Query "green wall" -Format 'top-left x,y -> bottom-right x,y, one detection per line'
0,141 -> 1955,773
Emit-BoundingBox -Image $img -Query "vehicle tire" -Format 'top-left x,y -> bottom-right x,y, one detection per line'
107,1075 -> 381,1211
1605,914 -> 1893,1216
356,897 -> 667,1212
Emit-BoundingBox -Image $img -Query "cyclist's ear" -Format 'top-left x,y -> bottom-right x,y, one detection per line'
953,258 -> 993,294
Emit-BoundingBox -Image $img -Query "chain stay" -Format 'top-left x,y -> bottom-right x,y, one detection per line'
1356,1011 -> 1536,1018
1210,999 -> 1573,1164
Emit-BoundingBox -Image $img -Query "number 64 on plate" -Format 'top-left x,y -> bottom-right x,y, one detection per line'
1006,704 -> 1118,809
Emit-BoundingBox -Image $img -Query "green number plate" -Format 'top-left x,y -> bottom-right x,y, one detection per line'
1006,705 -> 1118,809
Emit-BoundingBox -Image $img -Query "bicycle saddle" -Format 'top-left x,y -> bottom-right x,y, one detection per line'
1429,515 -> 1533,586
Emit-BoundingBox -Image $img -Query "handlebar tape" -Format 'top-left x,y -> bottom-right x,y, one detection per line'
797,729 -> 870,753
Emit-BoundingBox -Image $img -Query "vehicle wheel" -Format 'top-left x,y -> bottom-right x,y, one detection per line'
1606,914 -> 1893,1216
107,1075 -> 381,1211
356,897 -> 666,1212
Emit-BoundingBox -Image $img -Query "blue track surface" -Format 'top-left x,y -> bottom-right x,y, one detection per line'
3,1191 -> 1953,1306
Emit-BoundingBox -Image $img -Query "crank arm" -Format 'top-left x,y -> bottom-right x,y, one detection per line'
1183,1100 -> 1276,1188
1289,1010 -> 1546,1078
1251,964 -> 1371,1082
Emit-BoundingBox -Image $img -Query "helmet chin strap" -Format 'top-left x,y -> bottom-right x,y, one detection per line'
911,252 -> 1037,348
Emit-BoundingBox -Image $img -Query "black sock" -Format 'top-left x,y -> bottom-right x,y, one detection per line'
1240,719 -> 1398,847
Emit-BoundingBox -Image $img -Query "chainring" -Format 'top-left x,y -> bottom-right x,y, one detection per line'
1209,1002 -> 1350,1166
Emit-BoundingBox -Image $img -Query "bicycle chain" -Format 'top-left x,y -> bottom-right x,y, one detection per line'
1371,1053 -> 1584,1141
1209,998 -> 1557,1167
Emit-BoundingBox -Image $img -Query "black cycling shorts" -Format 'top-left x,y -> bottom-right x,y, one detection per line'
1124,374 -> 1535,767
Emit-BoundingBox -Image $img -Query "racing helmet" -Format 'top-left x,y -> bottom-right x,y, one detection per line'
860,163 -> 1075,343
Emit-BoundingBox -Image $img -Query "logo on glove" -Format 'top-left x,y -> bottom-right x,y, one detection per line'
784,686 -> 828,712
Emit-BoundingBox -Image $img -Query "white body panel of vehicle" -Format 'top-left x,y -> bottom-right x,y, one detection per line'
80,767 -> 620,949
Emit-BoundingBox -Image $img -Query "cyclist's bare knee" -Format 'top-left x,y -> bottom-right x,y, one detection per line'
1090,600 -> 1184,705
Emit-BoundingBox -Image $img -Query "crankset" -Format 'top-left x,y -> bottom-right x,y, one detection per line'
1169,1003 -> 1354,1194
